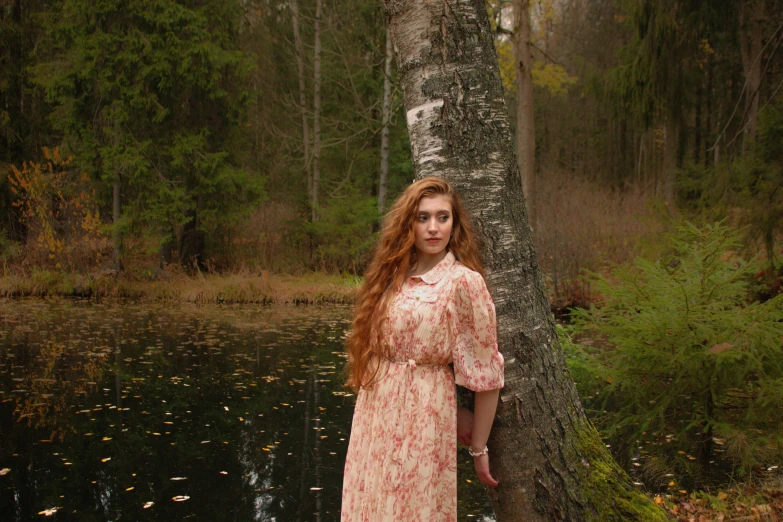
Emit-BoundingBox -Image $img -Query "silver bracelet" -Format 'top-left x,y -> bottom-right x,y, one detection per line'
468,446 -> 488,457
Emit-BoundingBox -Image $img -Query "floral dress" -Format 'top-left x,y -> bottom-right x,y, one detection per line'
341,252 -> 505,522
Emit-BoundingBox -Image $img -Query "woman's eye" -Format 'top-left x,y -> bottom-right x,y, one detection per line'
439,216 -> 449,222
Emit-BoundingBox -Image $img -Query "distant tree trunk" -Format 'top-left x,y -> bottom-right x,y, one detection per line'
311,0 -> 323,222
384,1 -> 666,520
705,60 -> 713,166
378,23 -> 393,216
693,80 -> 702,166
663,117 -> 677,208
112,121 -> 122,272
179,205 -> 204,269
290,0 -> 312,199
514,0 -> 536,229
112,172 -> 121,271
739,0 -> 764,153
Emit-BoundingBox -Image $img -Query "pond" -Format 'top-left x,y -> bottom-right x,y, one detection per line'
0,299 -> 494,521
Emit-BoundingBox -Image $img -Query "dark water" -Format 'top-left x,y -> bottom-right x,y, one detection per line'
0,299 -> 494,521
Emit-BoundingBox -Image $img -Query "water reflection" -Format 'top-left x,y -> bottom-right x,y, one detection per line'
0,299 -> 494,521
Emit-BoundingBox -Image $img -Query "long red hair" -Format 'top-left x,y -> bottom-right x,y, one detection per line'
345,177 -> 484,390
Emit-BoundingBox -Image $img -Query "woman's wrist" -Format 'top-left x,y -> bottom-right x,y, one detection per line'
468,445 -> 488,457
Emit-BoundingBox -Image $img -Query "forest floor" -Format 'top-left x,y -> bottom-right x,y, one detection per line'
660,487 -> 783,521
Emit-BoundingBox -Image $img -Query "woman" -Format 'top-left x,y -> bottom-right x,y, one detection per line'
342,177 -> 504,521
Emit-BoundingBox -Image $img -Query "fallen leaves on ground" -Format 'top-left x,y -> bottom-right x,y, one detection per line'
657,488 -> 783,521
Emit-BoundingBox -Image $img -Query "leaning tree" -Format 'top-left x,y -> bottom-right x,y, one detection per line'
383,0 -> 668,520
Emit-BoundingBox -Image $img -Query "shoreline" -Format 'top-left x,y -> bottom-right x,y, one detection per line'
0,269 -> 359,305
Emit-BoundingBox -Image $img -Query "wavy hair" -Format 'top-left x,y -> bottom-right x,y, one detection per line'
345,177 -> 484,390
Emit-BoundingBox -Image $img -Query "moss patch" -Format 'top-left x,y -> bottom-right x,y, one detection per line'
570,420 -> 670,522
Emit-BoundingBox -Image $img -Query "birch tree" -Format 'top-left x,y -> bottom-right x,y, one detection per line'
383,1 -> 666,519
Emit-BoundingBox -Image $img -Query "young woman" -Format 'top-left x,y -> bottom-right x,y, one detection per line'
341,177 -> 505,521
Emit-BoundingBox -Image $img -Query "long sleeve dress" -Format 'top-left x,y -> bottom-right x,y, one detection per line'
341,251 -> 505,522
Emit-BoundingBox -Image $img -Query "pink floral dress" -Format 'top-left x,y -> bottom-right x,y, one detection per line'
341,252 -> 505,521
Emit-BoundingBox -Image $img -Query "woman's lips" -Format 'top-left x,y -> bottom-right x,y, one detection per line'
426,238 -> 441,243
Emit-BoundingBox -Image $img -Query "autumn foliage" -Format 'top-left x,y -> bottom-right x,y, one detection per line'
9,148 -> 108,271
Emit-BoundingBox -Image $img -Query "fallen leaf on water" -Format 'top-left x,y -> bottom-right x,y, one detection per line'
170,477 -> 187,481
220,471 -> 228,475
38,507 -> 59,516
310,487 -> 323,491
126,487 -> 134,491
172,496 -> 190,502
143,501 -> 154,509
0,468 -> 10,476
101,458 -> 111,463
102,437 -> 112,441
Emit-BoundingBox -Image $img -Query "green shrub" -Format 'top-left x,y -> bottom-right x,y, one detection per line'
571,221 -> 783,482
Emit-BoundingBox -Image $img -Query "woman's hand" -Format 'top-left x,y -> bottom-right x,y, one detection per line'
457,407 -> 473,446
473,453 -> 499,488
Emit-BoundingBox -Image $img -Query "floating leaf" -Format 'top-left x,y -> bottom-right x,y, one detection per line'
170,477 -> 187,481
38,507 -> 59,516
0,468 -> 9,476
101,457 -> 111,463
172,496 -> 190,502
143,501 -> 154,509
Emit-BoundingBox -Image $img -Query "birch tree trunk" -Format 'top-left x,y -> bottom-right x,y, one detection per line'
383,1 -> 667,519
311,0 -> 323,222
514,0 -> 536,229
378,23 -> 393,216
290,0 -> 312,198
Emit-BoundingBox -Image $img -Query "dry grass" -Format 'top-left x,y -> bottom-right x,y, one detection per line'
533,169 -> 669,310
0,266 -> 359,305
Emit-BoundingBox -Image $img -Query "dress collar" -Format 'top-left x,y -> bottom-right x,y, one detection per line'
411,251 -> 456,285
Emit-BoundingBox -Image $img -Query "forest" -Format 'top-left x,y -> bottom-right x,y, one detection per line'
1,0 -> 783,520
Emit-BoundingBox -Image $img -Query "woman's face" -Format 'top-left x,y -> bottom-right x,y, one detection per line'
414,195 -> 453,258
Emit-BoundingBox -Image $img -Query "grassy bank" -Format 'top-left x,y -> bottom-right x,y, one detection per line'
0,268 -> 360,305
